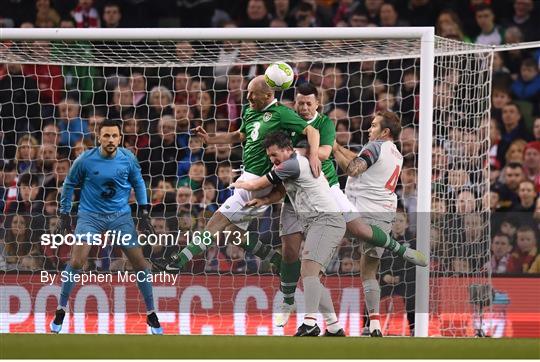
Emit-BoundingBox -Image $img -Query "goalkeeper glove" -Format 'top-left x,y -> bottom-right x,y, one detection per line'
55,213 -> 72,235
137,204 -> 155,235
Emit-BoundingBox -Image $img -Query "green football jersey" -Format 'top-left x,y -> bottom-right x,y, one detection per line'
292,112 -> 338,187
239,100 -> 308,176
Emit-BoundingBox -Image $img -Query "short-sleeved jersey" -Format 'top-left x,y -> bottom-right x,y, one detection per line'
60,147 -> 148,214
292,112 -> 338,187
345,140 -> 403,212
239,100 -> 308,176
266,153 -> 339,221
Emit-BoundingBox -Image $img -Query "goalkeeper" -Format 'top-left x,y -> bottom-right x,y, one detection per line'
50,119 -> 162,335
157,75 -> 321,272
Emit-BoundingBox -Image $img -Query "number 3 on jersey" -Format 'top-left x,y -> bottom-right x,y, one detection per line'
251,122 -> 261,141
385,165 -> 400,192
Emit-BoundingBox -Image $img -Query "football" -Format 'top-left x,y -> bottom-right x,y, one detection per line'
264,62 -> 295,90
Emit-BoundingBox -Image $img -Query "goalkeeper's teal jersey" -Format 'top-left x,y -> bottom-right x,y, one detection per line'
59,147 -> 148,214
239,100 -> 308,176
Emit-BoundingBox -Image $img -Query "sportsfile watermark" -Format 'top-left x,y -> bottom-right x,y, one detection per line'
40,230 -> 251,249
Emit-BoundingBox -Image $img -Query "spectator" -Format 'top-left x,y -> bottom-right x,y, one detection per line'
397,161 -> 417,233
43,158 -> 70,193
503,0 -> 538,42
22,41 -> 64,105
473,4 -> 504,45
241,0 -> 270,27
533,117 -> 540,141
178,136 -> 205,178
523,141 -> 540,191
5,173 -> 46,246
216,162 -> 234,204
511,58 -> 540,109
139,115 -> 183,183
498,103 -> 532,164
273,0 -> 293,24
71,0 -> 100,28
399,126 -> 418,158
122,113 -> 149,155
178,161 -> 206,191
216,67 -> 244,132
173,69 -> 190,105
496,162 -> 525,211
511,180 -> 538,228
505,138 -> 527,164
499,218 -> 518,242
436,9 -> 471,42
379,2 -> 408,27
379,211 -> 416,334
363,0 -> 383,24
492,52 -> 513,90
34,0 -> 60,28
507,225 -> 539,273
347,9 -> 369,27
86,110 -> 105,145
14,135 -> 39,174
489,118 -> 502,170
37,143 -> 57,175
130,70 -> 148,112
503,26 -> 526,74
456,189 -> 476,214
491,87 -> 511,123
102,2 -> 123,28
1,214 -> 33,270
147,86 -> 174,135
150,179 -> 174,208
489,233 -> 513,274
293,2 -> 319,27
0,63 -> 41,160
0,163 -> 17,214
41,215 -> 70,270
56,95 -> 90,147
109,83 -> 134,121
176,186 -> 193,214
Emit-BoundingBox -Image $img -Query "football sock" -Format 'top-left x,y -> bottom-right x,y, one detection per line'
280,260 -> 301,305
303,276 -> 322,326
240,237 -> 282,270
136,269 -> 155,312
175,242 -> 207,268
363,279 -> 381,332
59,264 -> 81,309
319,286 -> 341,333
369,225 -> 406,256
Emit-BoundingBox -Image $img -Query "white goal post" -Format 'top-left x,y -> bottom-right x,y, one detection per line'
0,27 -> 492,337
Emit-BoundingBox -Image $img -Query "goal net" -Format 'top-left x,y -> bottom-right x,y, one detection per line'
0,28 -> 492,337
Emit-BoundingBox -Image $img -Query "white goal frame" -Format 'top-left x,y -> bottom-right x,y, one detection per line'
0,27 -> 435,337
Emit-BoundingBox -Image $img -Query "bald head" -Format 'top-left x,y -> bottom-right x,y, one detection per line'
247,75 -> 275,110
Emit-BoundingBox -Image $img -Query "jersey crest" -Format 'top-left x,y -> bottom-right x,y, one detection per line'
263,112 -> 272,122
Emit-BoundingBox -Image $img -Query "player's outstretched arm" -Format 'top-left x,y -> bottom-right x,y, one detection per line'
192,126 -> 245,145
231,175 -> 272,191
302,125 -> 321,177
333,141 -> 361,173
246,184 -> 286,207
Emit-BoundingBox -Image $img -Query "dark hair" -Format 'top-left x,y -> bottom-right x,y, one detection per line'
503,102 -> 522,113
18,173 -> 39,187
505,161 -> 524,170
474,3 -> 493,14
99,119 -> 122,133
376,110 -> 402,140
521,58 -> 537,69
517,224 -> 535,234
296,82 -> 318,98
493,232 -> 510,242
297,2 -> 314,13
103,1 -> 121,11
263,131 -> 293,149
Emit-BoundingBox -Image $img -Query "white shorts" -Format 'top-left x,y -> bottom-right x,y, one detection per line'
346,194 -> 395,259
279,184 -> 359,237
218,171 -> 273,230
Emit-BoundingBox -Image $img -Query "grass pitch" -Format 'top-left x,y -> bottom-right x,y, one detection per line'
1,334 -> 539,359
